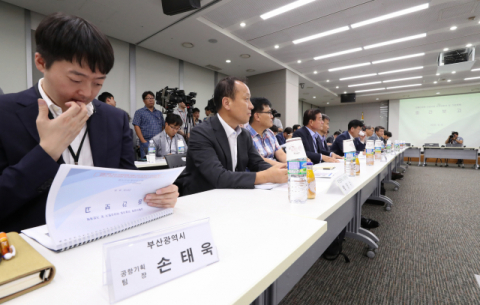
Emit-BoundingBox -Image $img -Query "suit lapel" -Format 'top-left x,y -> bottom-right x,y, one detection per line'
87,101 -> 107,167
211,116 -> 233,171
303,128 -> 316,152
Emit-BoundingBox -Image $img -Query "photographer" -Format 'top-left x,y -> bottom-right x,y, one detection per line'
173,100 -> 192,139
272,109 -> 283,132
446,132 -> 464,165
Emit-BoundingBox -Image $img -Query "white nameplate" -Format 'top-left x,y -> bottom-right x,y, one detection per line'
104,218 -> 218,303
334,173 -> 355,195
343,139 -> 356,153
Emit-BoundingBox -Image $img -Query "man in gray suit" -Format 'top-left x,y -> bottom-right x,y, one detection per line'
152,113 -> 187,157
368,126 -> 385,142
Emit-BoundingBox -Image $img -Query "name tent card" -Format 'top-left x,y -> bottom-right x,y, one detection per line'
333,173 -> 355,195
103,219 -> 218,304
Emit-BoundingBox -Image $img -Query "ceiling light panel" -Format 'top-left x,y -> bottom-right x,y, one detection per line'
382,76 -> 423,83
471,68 -> 480,72
314,48 -> 363,60
355,88 -> 385,93
372,53 -> 425,64
364,33 -> 426,50
351,3 -> 429,28
465,76 -> 480,80
328,62 -> 370,72
386,84 -> 422,89
340,73 -> 377,81
348,81 -> 382,87
378,66 -> 423,75
260,0 -> 316,20
293,26 -> 349,44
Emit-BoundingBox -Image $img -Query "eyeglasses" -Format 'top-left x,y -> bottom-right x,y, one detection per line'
257,111 -> 273,116
168,125 -> 181,131
145,97 -> 155,100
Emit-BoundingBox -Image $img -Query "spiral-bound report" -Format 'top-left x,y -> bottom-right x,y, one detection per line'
22,164 -> 185,252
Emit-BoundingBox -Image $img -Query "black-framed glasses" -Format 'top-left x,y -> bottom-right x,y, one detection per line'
257,111 -> 273,115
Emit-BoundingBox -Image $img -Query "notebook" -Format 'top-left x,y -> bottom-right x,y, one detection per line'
0,232 -> 55,303
22,164 -> 184,252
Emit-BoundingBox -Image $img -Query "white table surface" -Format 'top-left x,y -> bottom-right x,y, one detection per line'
14,203 -> 326,305
134,157 -> 167,168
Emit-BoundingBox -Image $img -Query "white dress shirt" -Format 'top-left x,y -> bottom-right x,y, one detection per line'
38,78 -> 94,166
217,114 -> 242,171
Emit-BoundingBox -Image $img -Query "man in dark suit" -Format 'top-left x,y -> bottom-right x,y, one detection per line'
293,109 -> 341,164
178,77 -> 288,196
0,13 -> 178,233
330,119 -> 367,156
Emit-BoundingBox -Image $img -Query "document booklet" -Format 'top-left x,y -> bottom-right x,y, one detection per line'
22,164 -> 184,252
0,232 -> 55,303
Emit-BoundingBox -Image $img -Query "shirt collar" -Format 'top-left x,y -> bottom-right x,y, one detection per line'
306,126 -> 320,139
143,106 -> 159,112
39,78 -> 94,117
217,113 -> 242,137
348,132 -> 354,140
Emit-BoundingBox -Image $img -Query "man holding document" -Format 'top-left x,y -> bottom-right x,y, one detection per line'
0,13 -> 178,233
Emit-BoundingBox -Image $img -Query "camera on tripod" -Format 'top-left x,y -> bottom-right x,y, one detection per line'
155,87 -> 197,113
272,109 -> 281,118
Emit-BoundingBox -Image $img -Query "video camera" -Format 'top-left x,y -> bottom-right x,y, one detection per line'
156,87 -> 197,113
272,109 -> 281,118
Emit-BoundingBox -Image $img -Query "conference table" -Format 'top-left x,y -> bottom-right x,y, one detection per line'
135,157 -> 168,170
423,147 -> 479,169
14,149 -> 407,305
404,147 -> 422,166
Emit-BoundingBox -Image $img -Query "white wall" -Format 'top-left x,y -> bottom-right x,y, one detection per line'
324,102 -> 387,134
285,70 -> 299,128
184,62 -> 214,119
0,1 -> 27,94
388,99 -> 400,142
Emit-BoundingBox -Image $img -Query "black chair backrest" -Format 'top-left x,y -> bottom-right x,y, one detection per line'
424,143 -> 439,147
165,154 -> 187,168
406,143 -> 411,147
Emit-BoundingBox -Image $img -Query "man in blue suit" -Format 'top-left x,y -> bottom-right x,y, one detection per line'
293,109 -> 341,164
0,13 -> 178,233
330,119 -> 367,156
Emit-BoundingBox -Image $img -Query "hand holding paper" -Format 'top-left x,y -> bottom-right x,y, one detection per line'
145,184 -> 179,208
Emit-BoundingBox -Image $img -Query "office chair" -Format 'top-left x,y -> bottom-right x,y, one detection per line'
165,154 -> 187,169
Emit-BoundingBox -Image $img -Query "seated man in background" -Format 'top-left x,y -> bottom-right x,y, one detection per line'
178,77 -> 288,196
0,12 -> 178,233
204,104 -> 214,122
98,91 -> 116,107
292,124 -> 301,132
330,119 -> 366,157
383,131 -> 391,143
318,114 -> 333,153
246,97 -> 287,165
368,126 -> 385,142
365,125 -> 374,138
293,109 -> 340,164
152,113 -> 188,157
192,108 -> 202,126
277,127 -> 293,145
326,131 -> 340,146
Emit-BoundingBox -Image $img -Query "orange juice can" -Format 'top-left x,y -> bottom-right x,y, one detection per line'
307,162 -> 316,199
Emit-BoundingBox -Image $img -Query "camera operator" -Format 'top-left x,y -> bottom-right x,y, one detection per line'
272,109 -> 283,132
173,100 -> 192,139
446,132 -> 464,165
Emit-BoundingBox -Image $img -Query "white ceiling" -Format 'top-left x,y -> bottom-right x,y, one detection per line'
5,0 -> 480,106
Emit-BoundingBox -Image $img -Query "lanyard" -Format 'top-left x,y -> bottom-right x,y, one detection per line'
166,136 -> 175,154
67,129 -> 88,165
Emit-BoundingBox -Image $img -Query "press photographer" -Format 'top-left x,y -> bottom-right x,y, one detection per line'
272,109 -> 283,132
445,132 -> 463,145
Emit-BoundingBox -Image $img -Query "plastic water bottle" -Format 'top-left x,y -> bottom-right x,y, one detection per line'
286,138 -> 308,204
148,140 -> 156,163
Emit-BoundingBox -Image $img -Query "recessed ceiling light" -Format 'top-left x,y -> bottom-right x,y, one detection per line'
436,73 -> 440,76
450,26 -> 457,30
376,98 -> 379,100
260,0 -> 315,20
386,84 -> 422,89
351,3 -> 429,28
274,45 -> 279,49
328,62 -> 370,72
246,69 -> 256,72
340,73 -> 377,81
436,92 -> 440,94
465,76 -> 480,80
208,39 -> 218,43
355,88 -> 385,93
240,22 -> 246,27
226,60 -> 231,63
314,71 -> 318,74
471,68 -> 480,72
466,43 -> 472,47
344,91 -> 347,94
327,102 -> 330,104
181,42 -> 194,48
314,48 -> 363,60
434,81 -> 437,84
378,66 -> 423,75
372,53 -> 425,64
382,76 -> 423,83
447,79 -> 451,82
336,86 -> 339,88
451,71 -> 456,74
293,26 -> 349,44
326,80 -> 330,82
240,54 -> 251,59
364,33 -> 426,49
297,60 -> 302,63
313,96 -> 316,98
443,48 -> 449,51
348,81 -> 382,87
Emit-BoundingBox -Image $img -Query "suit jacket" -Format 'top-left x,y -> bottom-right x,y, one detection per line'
276,133 -> 286,146
0,86 -> 136,232
292,127 -> 330,164
330,131 -> 366,156
178,115 -> 271,196
368,134 -> 384,143
152,130 -> 188,157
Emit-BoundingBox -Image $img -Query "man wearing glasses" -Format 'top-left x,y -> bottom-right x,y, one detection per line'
152,113 -> 187,157
133,91 -> 165,160
246,97 -> 287,165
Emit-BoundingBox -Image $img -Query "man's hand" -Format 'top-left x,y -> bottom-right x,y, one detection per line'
322,155 -> 340,163
359,134 -> 366,143
332,153 -> 343,159
36,99 -> 88,161
144,184 -> 179,208
255,163 -> 288,184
